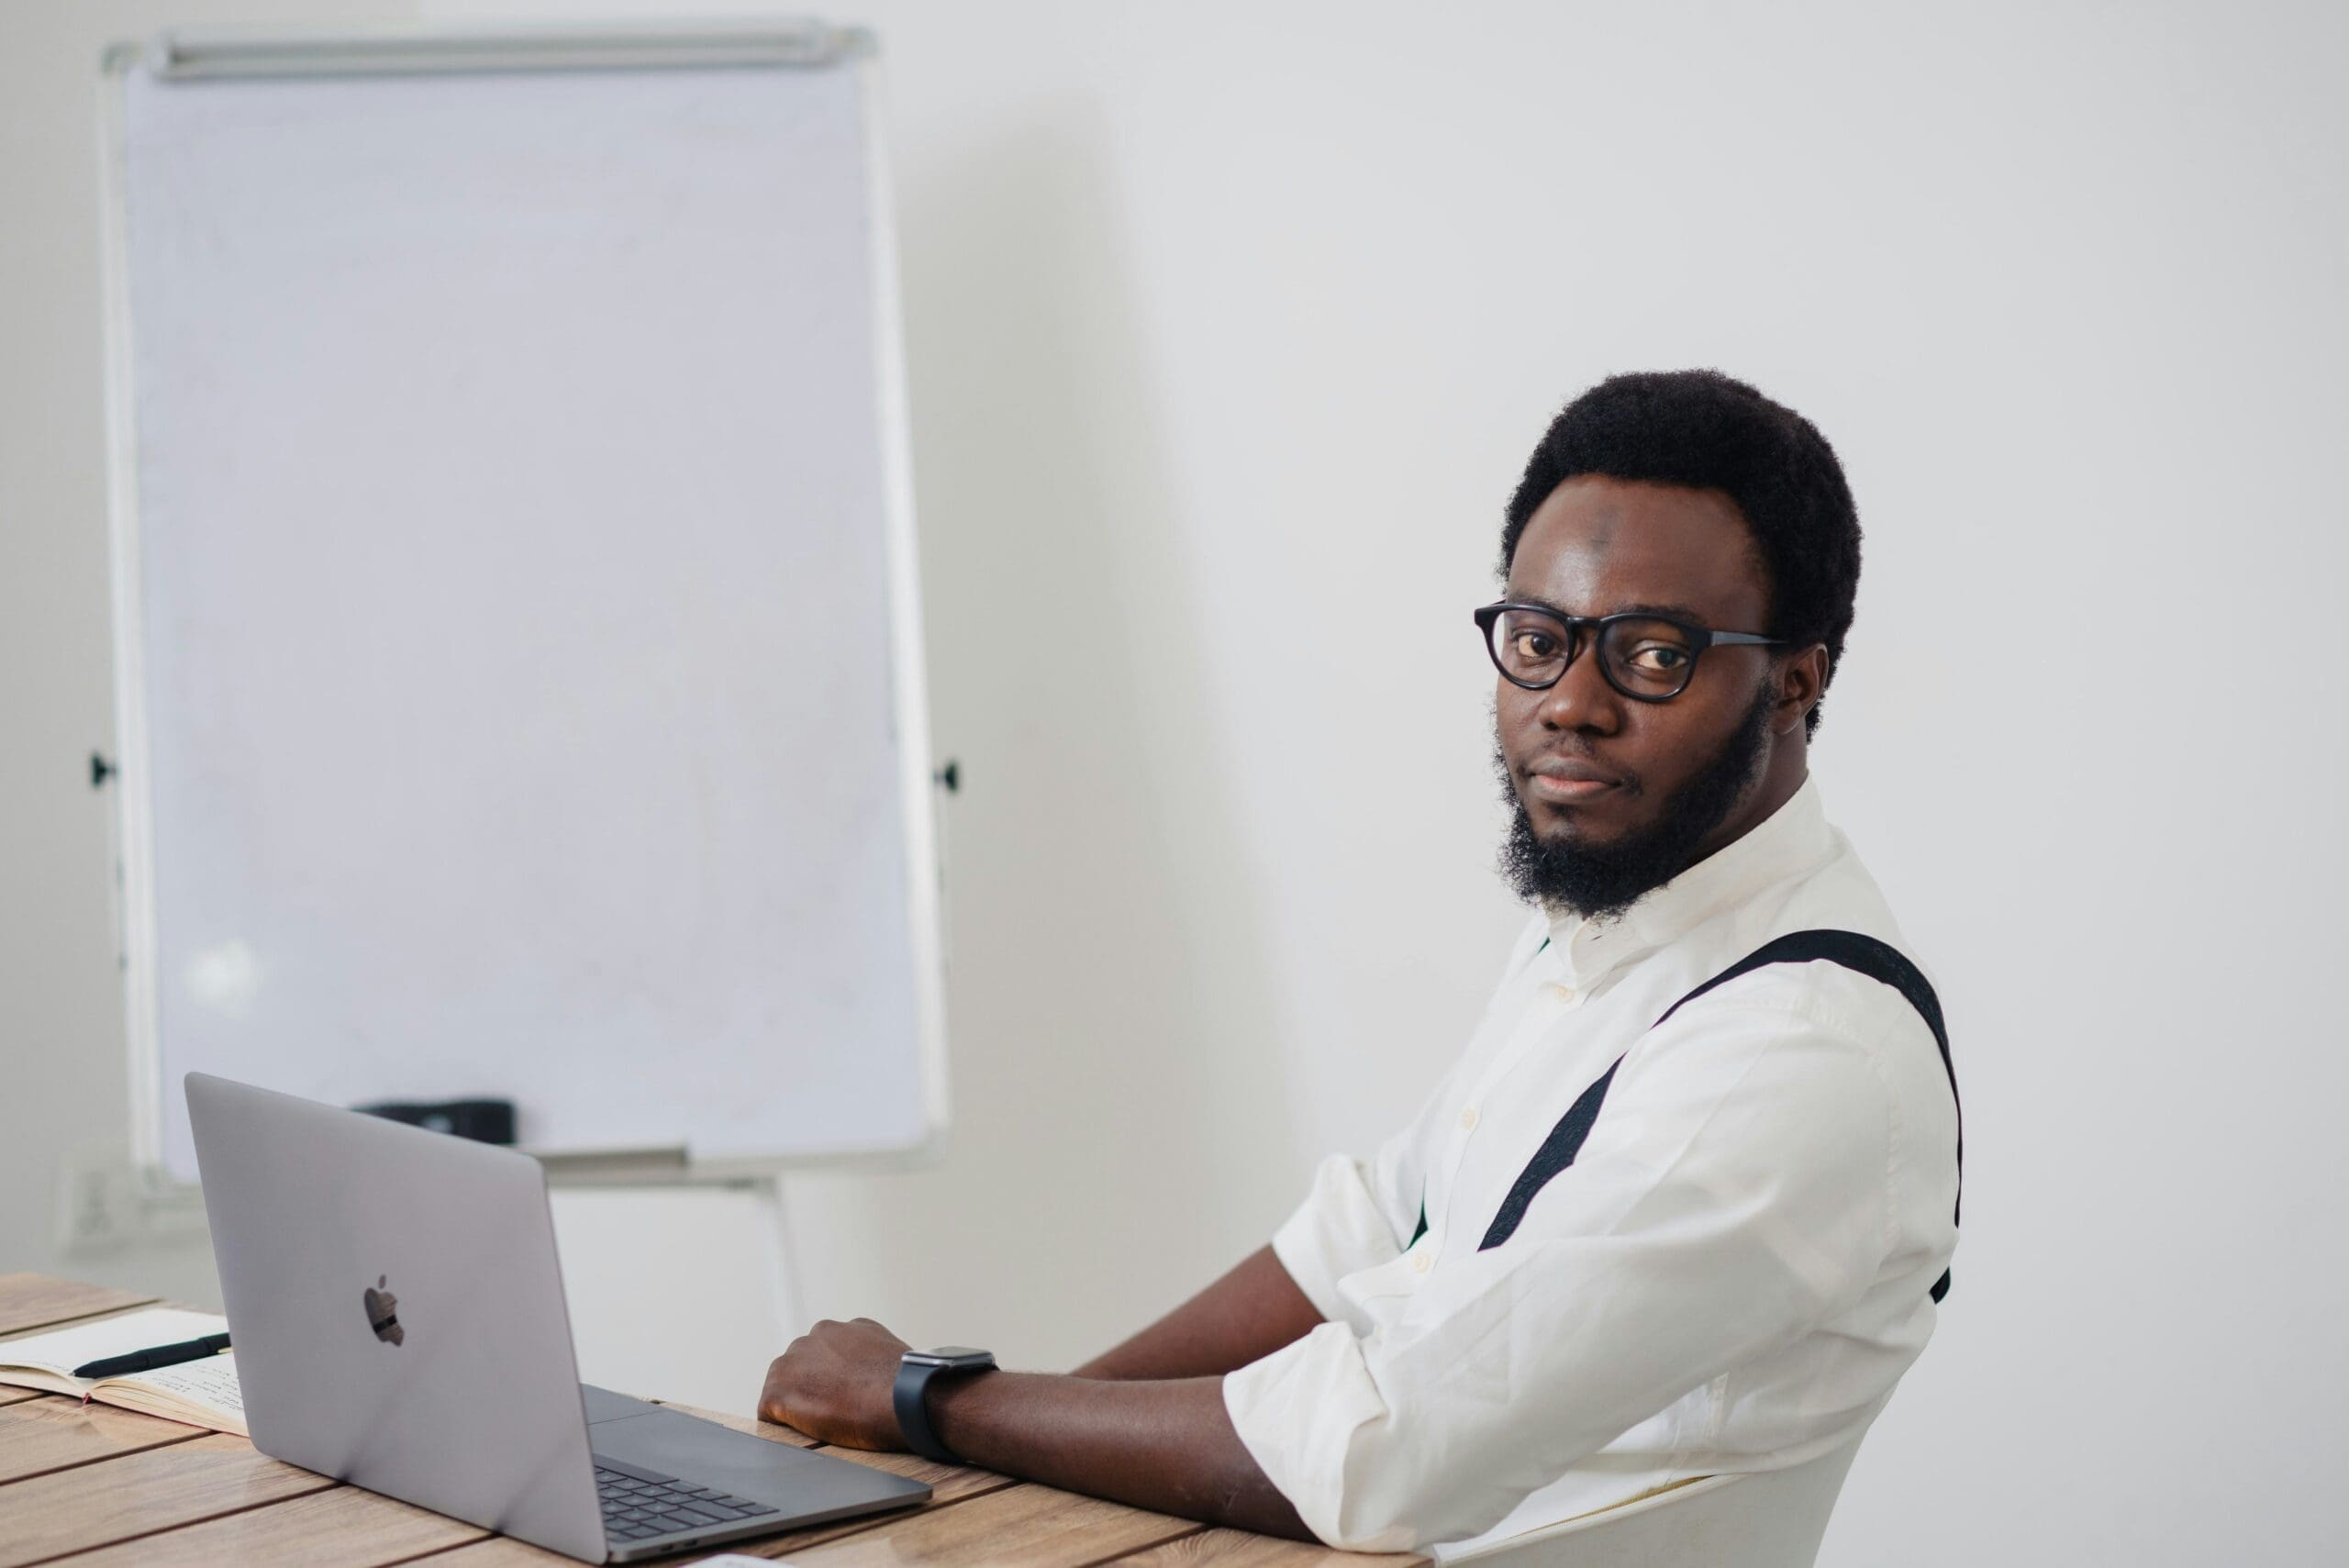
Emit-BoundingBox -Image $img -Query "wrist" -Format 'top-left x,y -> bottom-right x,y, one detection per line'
926,1362 -> 1001,1438
893,1348 -> 996,1465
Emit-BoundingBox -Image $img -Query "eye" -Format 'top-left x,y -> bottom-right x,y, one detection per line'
1626,642 -> 1688,673
1509,629 -> 1561,661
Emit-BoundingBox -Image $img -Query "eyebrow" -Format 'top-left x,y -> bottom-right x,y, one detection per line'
1500,593 -> 1714,624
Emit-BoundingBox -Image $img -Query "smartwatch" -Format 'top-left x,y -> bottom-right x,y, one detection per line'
893,1346 -> 996,1465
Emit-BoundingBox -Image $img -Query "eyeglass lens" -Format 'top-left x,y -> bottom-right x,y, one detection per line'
1487,608 -> 1698,698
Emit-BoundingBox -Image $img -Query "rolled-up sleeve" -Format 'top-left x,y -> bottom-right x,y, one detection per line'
1267,1055 -> 1461,1325
1269,1152 -> 1406,1323
1223,996 -> 1902,1551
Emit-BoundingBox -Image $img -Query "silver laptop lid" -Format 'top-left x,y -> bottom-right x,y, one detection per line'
187,1072 -> 606,1562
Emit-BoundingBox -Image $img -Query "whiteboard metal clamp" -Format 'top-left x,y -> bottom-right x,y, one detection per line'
140,20 -> 860,81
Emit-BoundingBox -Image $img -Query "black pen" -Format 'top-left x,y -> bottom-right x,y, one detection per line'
71,1331 -> 231,1380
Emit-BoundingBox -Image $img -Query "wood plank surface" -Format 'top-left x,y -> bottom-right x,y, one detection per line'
774,1481 -> 1203,1568
0,1394 -> 204,1484
0,1431 -> 333,1568
0,1276 -> 158,1340
0,1279 -> 1420,1568
1107,1526 -> 1426,1567
389,1536 -> 582,1567
43,1479 -> 489,1568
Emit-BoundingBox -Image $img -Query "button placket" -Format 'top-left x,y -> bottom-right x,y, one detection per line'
1419,954 -> 1594,1270
1463,964 -> 1586,1111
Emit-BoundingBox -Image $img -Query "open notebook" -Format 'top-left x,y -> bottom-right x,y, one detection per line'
0,1306 -> 245,1436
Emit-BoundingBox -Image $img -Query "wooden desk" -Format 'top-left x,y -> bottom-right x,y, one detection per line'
0,1275 -> 1424,1568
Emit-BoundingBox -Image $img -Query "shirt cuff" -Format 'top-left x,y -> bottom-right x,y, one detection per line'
1223,1319 -> 1411,1552
1269,1152 -> 1402,1324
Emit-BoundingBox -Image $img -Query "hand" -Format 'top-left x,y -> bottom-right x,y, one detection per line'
758,1318 -> 913,1450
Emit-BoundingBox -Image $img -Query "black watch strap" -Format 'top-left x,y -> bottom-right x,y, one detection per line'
893,1349 -> 996,1465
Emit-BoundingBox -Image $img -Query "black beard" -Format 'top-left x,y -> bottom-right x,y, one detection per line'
1495,687 -> 1775,922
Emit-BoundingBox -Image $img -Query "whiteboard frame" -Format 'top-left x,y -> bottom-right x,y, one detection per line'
98,21 -> 951,1186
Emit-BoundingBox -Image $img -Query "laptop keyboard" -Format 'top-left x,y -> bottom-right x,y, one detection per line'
595,1461 -> 778,1542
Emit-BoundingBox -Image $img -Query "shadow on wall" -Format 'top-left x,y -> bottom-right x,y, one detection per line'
779,107 -> 1303,1369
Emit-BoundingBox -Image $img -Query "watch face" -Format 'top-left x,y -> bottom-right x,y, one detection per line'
907,1346 -> 994,1368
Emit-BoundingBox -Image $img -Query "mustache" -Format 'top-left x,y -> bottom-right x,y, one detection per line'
1497,741 -> 1644,799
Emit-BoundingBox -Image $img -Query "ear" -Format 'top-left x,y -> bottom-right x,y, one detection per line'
1773,644 -> 1829,735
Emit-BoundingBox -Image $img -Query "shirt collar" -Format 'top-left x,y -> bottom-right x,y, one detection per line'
1544,773 -> 1834,984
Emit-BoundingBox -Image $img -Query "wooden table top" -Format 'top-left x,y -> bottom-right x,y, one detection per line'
0,1274 -> 1424,1568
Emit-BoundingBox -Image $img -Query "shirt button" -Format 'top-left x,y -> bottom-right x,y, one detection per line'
1458,1106 -> 1479,1131
1411,1251 -> 1432,1274
1548,982 -> 1578,1004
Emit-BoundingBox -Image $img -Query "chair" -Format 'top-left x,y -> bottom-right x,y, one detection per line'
1434,1432 -> 1866,1567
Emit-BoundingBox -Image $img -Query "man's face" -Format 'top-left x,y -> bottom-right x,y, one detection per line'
1494,474 -> 1792,916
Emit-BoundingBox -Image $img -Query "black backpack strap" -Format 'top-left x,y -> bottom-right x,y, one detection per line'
1475,929 -> 1962,1304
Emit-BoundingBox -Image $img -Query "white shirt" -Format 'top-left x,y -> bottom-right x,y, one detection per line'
1221,776 -> 1959,1556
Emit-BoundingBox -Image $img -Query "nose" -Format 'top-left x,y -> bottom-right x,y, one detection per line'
1535,628 -> 1623,735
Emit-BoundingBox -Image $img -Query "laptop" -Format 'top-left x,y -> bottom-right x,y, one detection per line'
185,1073 -> 930,1562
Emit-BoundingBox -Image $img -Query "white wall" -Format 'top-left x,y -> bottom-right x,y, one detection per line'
5,2 -> 2344,1562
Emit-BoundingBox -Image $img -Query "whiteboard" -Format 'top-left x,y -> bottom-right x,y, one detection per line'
99,23 -> 946,1183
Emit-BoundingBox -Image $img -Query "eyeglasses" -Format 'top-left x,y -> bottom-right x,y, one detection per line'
1474,601 -> 1787,702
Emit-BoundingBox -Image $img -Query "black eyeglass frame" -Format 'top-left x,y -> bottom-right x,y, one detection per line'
1473,601 -> 1790,703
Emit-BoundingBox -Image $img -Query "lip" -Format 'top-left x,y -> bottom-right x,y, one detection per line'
1525,757 -> 1623,803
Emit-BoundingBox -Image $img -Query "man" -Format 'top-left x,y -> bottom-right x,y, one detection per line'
759,370 -> 1961,1555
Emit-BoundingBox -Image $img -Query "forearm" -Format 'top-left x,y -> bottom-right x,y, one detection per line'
928,1368 -> 1314,1541
1073,1245 -> 1323,1381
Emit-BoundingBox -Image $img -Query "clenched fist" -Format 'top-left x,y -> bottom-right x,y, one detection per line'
757,1317 -> 912,1450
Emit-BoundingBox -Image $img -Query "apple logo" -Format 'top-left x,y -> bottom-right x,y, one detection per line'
362,1275 -> 405,1346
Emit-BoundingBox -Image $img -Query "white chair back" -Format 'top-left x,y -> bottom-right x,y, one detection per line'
1434,1432 -> 1865,1568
